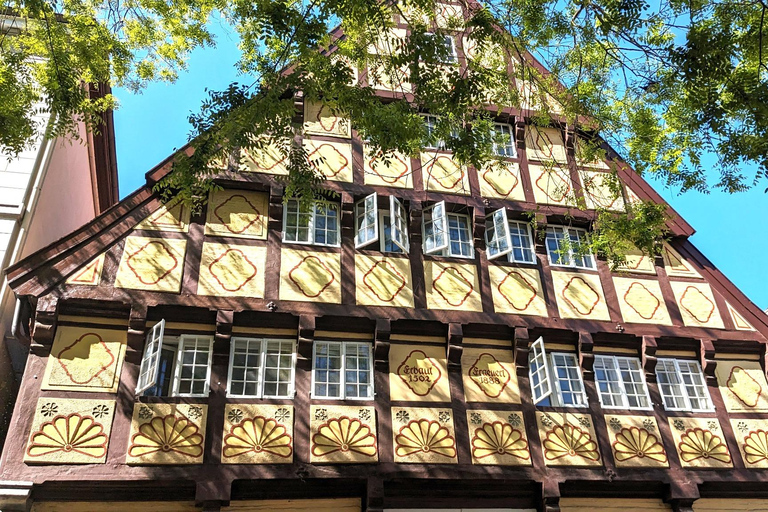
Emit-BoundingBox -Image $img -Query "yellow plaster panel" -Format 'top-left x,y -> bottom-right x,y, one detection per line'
355,254 -> 414,308
461,348 -> 520,403
728,302 -> 756,331
222,499 -> 361,512
612,277 -> 672,326
525,126 -> 567,163
574,139 -> 611,170
436,2 -> 463,27
667,417 -> 732,469
614,248 -> 656,274
478,161 -> 526,201
114,237 -> 186,293
222,404 -> 293,464
134,198 -> 190,233
126,403 -> 207,465
424,260 -> 483,312
536,412 -> 602,467
366,60 -> 412,93
42,326 -> 127,393
529,164 -> 577,206
420,152 -> 471,195
389,344 -> 451,402
368,27 -> 406,56
205,189 -> 268,239
197,243 -> 266,298
670,281 -> 725,329
391,407 -> 457,464
729,418 -> 768,469
488,264 -> 547,316
303,101 -> 351,138
462,37 -> 506,72
694,499 -> 768,512
662,244 -> 702,278
279,248 -> 341,304
579,170 -> 625,211
561,499 -> 671,511
603,414 -> 668,468
363,145 -> 413,189
303,139 -> 353,183
715,360 -> 768,413
24,398 -> 115,465
33,503 -> 198,512
241,139 -> 289,175
65,253 -> 105,286
309,405 -> 378,464
516,80 -> 564,114
467,410 -> 531,465
463,337 -> 513,348
551,271 -> 611,321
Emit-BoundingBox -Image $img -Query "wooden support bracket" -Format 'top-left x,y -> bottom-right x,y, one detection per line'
30,296 -> 58,356
578,331 -> 594,374
447,323 -> 464,369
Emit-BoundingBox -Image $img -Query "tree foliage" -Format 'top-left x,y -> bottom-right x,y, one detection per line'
3,0 -> 767,261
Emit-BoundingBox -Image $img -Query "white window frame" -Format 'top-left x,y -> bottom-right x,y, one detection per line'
441,34 -> 457,63
545,225 -> 595,270
422,200 -> 449,254
549,352 -> 588,407
655,358 -> 714,412
444,212 -> 474,258
529,337 -> 552,405
593,355 -> 652,410
355,192 -> 379,249
493,122 -> 517,158
390,195 -> 409,252
378,211 -> 406,253
171,335 -> 214,398
508,220 -> 536,264
484,208 -> 513,260
311,341 -> 374,400
422,114 -> 446,149
282,199 -> 341,247
136,320 -> 166,395
226,338 -> 297,399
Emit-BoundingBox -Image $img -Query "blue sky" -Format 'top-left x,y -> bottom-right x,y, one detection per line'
112,30 -> 768,311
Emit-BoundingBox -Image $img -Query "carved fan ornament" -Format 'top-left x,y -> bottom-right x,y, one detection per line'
223,416 -> 292,458
27,413 -> 108,459
129,414 -> 204,458
678,428 -> 731,463
471,421 -> 529,460
743,430 -> 768,464
311,417 -> 377,458
395,419 -> 456,458
543,424 -> 600,462
612,426 -> 667,463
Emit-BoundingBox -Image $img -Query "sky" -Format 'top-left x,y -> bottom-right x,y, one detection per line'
112,28 -> 768,312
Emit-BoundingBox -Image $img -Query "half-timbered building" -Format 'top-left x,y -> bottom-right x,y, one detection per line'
0,3 -> 767,512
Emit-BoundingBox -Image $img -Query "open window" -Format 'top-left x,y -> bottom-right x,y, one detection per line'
528,337 -> 587,407
136,320 -> 165,395
136,321 -> 214,398
484,208 -> 513,260
355,192 -> 379,248
423,201 -> 449,254
389,195 -> 409,252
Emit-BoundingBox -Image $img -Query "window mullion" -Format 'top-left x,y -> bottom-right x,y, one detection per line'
171,338 -> 184,397
613,356 -> 631,409
340,342 -> 347,400
675,359 -> 693,411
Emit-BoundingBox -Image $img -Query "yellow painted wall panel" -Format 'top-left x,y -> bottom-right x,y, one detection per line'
355,254 -> 414,308
694,499 -> 768,511
223,498 -> 361,512
461,347 -> 520,403
114,237 -> 186,293
197,243 -> 266,298
205,189 -> 268,239
421,152 -> 470,195
363,145 -> 413,188
279,248 -> 341,304
424,260 -> 483,312
389,344 -> 451,402
303,101 -> 351,138
33,502 -> 199,512
529,164 -> 576,206
489,265 -> 547,316
560,498 -> 671,511
478,161 -> 527,201
551,271 -> 611,321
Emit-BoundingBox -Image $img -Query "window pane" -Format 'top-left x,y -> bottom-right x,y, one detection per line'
655,359 -> 688,410
593,356 -> 626,408
551,353 -> 586,406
